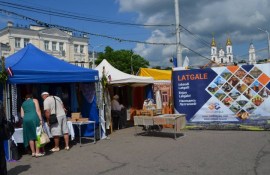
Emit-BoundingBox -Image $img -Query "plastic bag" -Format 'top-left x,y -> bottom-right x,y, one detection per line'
36,125 -> 49,148
36,126 -> 42,136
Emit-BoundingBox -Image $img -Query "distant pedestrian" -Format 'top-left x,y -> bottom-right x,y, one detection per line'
41,92 -> 69,152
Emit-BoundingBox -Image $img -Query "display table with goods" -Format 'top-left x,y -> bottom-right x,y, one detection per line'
134,114 -> 186,139
12,121 -> 75,144
135,98 -> 162,117
68,113 -> 96,146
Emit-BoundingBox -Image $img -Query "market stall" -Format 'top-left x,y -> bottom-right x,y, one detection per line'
138,68 -> 173,114
95,59 -> 154,133
3,44 -> 99,160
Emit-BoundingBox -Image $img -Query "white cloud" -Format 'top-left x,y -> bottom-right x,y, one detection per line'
117,0 -> 270,68
117,0 -> 270,67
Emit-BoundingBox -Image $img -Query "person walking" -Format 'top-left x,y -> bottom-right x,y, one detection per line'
41,92 -> 69,152
21,94 -> 44,157
0,102 -> 7,175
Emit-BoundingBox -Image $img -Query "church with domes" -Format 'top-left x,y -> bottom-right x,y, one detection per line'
211,36 -> 233,64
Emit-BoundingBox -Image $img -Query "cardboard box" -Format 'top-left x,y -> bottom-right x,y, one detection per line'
71,112 -> 81,120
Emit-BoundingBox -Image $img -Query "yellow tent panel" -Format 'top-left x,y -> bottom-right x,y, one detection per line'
139,68 -> 171,80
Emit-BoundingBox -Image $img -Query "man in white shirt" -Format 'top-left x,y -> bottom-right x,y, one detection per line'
41,92 -> 69,152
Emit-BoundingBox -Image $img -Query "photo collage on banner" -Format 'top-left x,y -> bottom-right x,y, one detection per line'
173,64 -> 270,124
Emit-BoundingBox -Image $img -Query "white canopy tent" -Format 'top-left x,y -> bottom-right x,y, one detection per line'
95,59 -> 154,137
95,59 -> 154,86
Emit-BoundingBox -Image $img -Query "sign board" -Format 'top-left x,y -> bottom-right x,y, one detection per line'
173,64 -> 270,125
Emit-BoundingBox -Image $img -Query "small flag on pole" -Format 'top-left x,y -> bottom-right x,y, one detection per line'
7,67 -> 13,76
108,75 -> 111,81
173,57 -> 177,67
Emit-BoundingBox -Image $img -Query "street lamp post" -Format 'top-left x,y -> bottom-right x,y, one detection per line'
130,51 -> 134,74
258,27 -> 270,59
90,44 -> 103,69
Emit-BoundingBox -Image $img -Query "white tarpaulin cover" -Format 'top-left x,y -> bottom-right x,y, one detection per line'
95,59 -> 154,86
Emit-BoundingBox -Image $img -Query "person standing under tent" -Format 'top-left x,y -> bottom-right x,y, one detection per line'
41,92 -> 69,152
0,102 -> 7,175
21,94 -> 44,157
111,94 -> 126,129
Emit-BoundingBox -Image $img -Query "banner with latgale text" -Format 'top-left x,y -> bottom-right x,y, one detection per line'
173,64 -> 270,124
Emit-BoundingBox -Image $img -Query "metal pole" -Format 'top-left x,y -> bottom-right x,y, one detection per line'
258,28 -> 270,59
91,44 -> 103,69
175,0 -> 183,67
92,49 -> 95,69
267,31 -> 270,59
130,52 -> 134,74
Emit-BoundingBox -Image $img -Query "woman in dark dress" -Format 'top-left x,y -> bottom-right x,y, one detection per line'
21,94 -> 44,157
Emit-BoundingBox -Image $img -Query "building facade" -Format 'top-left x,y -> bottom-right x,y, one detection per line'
249,43 -> 256,65
211,36 -> 233,64
0,21 -> 90,68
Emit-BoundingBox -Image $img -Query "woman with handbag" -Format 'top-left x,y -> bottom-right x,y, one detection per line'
21,94 -> 45,157
41,92 -> 69,152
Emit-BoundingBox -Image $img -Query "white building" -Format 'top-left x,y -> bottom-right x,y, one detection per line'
248,43 -> 256,65
211,36 -> 233,64
0,21 -> 90,68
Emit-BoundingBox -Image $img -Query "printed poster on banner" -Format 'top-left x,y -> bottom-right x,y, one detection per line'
173,64 -> 270,124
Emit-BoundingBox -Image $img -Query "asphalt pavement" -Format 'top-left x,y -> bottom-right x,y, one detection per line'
7,127 -> 270,175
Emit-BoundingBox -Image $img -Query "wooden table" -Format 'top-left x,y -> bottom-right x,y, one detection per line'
134,114 -> 186,139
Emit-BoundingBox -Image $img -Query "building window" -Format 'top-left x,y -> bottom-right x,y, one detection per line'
44,41 -> 49,50
80,45 -> 84,53
80,62 -> 84,68
162,91 -> 168,103
74,45 -> 78,53
52,42 -> 57,51
24,38 -> 30,47
15,38 -> 21,48
59,42 -> 64,51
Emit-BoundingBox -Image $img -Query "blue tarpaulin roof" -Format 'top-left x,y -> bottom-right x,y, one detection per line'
5,44 -> 99,84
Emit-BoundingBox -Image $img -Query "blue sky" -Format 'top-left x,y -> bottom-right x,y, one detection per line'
0,0 -> 269,68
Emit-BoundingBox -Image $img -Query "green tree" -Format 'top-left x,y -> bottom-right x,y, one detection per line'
95,46 -> 150,74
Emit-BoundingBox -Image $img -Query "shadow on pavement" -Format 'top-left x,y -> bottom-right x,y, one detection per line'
8,165 -> 31,175
136,131 -> 185,139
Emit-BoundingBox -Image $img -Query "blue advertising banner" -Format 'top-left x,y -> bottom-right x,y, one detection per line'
173,64 -> 270,124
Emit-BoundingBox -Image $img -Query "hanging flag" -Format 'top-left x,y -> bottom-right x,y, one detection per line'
7,67 -> 13,76
173,57 -> 177,67
183,56 -> 189,67
108,75 -> 111,81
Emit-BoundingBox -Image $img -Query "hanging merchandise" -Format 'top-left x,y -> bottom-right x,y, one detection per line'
156,90 -> 162,109
11,84 -> 18,121
80,83 -> 95,103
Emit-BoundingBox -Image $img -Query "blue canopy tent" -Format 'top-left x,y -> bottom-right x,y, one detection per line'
3,44 -> 99,160
5,44 -> 98,84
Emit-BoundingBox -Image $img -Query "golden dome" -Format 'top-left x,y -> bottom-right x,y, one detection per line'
211,37 -> 216,47
226,37 -> 232,46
